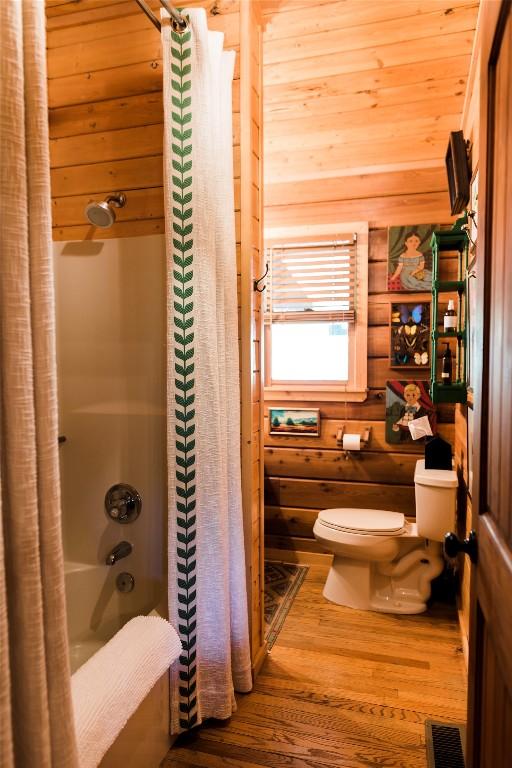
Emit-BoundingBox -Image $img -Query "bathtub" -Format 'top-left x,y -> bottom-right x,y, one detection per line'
65,561 -> 172,767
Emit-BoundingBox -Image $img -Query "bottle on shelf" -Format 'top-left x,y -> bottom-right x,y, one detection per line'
443,299 -> 457,332
441,343 -> 452,385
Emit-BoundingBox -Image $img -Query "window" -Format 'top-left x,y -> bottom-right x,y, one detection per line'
264,226 -> 368,401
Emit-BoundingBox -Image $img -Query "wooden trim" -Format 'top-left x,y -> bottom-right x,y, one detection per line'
239,0 -> 265,668
458,607 -> 470,670
255,0 -> 266,685
239,0 -> 254,659
461,0 -> 484,134
264,386 -> 368,402
263,223 -> 368,398
251,641 -> 268,680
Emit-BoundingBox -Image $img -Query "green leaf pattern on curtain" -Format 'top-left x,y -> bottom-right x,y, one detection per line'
170,22 -> 198,732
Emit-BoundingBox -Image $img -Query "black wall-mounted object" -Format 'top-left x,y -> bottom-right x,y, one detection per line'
445,130 -> 471,215
424,435 -> 452,470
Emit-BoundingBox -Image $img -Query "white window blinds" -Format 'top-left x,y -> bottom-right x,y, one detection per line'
266,236 -> 357,323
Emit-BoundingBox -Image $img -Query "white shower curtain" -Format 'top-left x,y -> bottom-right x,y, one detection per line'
162,8 -> 252,733
0,1 -> 79,765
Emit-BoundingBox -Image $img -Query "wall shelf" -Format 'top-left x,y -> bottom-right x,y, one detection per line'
430,217 -> 469,405
432,330 -> 467,341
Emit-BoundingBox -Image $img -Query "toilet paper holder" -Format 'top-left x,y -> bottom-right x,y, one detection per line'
336,426 -> 372,449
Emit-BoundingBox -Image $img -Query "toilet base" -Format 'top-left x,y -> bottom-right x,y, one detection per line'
323,546 -> 444,615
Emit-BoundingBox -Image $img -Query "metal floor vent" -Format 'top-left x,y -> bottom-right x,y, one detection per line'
425,720 -> 466,768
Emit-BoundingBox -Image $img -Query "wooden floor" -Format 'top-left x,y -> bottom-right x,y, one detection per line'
164,562 -> 467,768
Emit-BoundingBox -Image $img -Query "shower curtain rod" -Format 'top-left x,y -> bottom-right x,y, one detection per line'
134,0 -> 187,32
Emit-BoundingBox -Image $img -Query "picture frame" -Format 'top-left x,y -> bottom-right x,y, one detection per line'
268,408 -> 320,437
385,381 -> 436,444
387,224 -> 438,292
389,301 -> 431,369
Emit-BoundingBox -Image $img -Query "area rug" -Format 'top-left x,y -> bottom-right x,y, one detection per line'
264,561 -> 309,649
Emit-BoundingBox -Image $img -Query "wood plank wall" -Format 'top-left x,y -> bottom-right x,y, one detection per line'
261,0 -> 478,558
45,0 -> 265,670
264,228 -> 457,555
46,0 -> 240,241
263,0 -> 480,232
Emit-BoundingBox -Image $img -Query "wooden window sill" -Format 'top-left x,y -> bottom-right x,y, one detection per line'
264,386 -> 368,403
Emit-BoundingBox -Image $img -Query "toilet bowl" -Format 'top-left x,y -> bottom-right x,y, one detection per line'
313,460 -> 458,614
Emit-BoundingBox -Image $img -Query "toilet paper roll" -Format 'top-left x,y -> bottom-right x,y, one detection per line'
342,433 -> 361,451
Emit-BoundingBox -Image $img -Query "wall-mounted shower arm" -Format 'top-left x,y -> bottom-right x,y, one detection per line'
134,0 -> 188,32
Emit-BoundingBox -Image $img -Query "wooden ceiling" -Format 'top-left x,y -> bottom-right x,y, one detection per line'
262,0 -> 480,231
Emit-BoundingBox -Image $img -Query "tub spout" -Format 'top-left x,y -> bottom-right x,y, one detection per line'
105,541 -> 132,566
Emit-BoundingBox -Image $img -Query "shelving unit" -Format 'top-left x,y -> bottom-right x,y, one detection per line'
430,218 -> 469,404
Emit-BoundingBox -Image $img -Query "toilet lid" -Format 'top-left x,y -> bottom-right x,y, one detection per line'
318,508 -> 405,535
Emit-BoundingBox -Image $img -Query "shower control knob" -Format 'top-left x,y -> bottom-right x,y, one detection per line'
105,484 -> 141,524
444,530 -> 478,564
116,572 -> 135,593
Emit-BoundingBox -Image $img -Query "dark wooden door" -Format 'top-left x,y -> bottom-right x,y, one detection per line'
468,1 -> 512,765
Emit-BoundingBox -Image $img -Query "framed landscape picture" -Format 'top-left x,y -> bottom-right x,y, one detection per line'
269,408 -> 320,437
390,302 -> 430,369
387,224 -> 438,292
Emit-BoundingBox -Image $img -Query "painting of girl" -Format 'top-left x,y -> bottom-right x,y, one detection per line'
387,225 -> 438,292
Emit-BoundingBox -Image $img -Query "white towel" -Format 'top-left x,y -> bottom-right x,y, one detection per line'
71,615 -> 182,768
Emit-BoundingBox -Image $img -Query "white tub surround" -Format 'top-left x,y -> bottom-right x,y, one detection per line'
71,615 -> 181,768
163,8 -> 252,734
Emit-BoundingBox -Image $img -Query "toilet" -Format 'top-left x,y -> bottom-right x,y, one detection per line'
313,460 -> 458,614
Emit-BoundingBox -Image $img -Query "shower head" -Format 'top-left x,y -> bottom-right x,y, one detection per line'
84,192 -> 126,228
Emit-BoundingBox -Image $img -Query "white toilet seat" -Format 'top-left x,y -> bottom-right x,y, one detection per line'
317,508 -> 406,536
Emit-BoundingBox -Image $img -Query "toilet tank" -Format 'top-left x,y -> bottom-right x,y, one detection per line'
414,459 -> 458,541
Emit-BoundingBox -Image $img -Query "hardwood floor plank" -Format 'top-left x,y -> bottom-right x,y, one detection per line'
229,696 -> 425,746
198,718 -> 426,767
254,675 -> 425,726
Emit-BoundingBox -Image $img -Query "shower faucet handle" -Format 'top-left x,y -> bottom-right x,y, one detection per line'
105,484 -> 142,524
108,498 -> 130,521
105,540 -> 132,566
